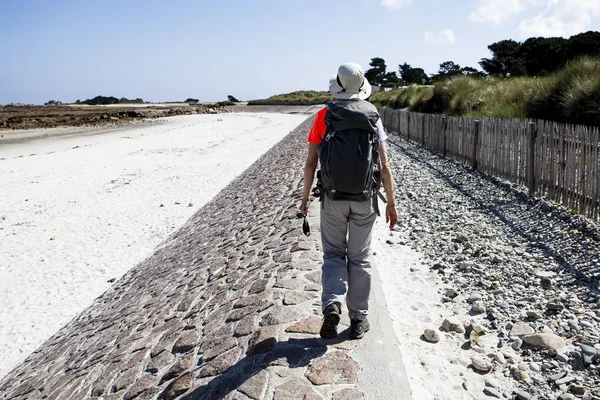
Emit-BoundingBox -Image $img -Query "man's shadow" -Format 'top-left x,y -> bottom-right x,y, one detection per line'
180,330 -> 352,400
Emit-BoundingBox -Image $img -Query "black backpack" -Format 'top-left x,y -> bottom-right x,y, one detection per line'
317,99 -> 382,203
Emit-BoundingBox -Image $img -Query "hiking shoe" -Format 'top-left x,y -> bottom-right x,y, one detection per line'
320,303 -> 341,339
350,318 -> 370,339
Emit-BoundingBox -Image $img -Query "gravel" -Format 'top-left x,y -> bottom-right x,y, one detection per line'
386,133 -> 600,400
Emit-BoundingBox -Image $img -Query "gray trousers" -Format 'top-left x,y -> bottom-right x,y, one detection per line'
320,196 -> 377,321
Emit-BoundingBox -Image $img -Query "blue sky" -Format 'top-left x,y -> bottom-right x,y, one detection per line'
1,0 -> 599,104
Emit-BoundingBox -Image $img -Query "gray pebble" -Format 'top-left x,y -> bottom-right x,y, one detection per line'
581,344 -> 598,365
423,328 -> 440,343
512,337 -> 523,351
557,394 -> 575,400
468,293 -> 482,303
549,371 -> 567,382
514,390 -> 531,400
471,301 -> 486,314
483,387 -> 501,398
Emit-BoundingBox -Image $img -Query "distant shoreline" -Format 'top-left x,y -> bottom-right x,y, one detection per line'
0,103 -> 231,132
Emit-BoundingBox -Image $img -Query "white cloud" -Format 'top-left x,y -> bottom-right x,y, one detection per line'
468,0 -> 527,25
518,0 -> 600,38
381,0 -> 413,9
424,29 -> 458,44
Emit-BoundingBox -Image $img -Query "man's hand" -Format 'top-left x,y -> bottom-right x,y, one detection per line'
299,198 -> 310,216
385,203 -> 398,230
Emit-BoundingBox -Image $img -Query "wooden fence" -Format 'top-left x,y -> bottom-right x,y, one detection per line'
378,108 -> 600,221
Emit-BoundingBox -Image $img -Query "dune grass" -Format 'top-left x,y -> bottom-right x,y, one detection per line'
369,57 -> 600,127
248,91 -> 333,106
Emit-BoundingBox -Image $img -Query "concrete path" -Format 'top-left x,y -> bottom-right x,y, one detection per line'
354,265 -> 413,400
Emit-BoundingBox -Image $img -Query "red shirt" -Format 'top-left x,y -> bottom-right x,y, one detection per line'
307,108 -> 329,145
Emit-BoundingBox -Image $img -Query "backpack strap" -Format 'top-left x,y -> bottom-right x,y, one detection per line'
372,189 -> 380,216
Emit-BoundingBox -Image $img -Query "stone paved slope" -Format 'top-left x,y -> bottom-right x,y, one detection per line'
0,117 -> 367,400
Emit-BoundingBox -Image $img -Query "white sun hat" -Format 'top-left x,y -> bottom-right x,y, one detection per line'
329,62 -> 372,100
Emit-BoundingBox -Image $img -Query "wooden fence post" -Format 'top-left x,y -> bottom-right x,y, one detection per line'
580,128 -> 588,216
527,122 -> 537,196
407,113 -> 411,142
421,115 -> 426,147
442,117 -> 448,158
472,120 -> 480,170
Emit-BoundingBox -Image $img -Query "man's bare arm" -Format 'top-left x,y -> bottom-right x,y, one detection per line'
300,143 -> 319,215
378,142 -> 398,229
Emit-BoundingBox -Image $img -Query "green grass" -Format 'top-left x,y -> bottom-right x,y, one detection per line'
370,57 -> 600,127
248,90 -> 333,106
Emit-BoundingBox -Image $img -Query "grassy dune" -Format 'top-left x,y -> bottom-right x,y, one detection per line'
369,57 -> 600,127
247,91 -> 333,106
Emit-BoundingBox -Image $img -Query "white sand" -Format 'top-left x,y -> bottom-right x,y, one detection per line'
0,113 -> 306,378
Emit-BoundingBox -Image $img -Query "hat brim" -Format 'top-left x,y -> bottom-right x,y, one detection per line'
329,76 -> 372,100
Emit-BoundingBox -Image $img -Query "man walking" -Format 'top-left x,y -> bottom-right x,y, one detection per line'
300,62 -> 397,340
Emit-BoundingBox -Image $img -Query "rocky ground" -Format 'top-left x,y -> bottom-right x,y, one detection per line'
0,104 -> 230,131
386,132 -> 600,400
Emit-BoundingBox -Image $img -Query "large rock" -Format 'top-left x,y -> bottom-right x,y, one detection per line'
123,375 -> 157,400
112,369 -> 138,393
233,293 -> 270,309
247,326 -> 279,356
227,302 -> 272,322
172,330 -> 200,353
509,322 -> 535,337
197,347 -> 242,378
306,351 -> 359,385
238,370 -> 269,400
161,354 -> 194,382
146,350 -> 175,373
248,278 -> 269,294
260,306 -> 303,326
283,291 -> 317,305
581,344 -> 598,365
441,317 -> 465,333
202,325 -> 234,350
423,329 -> 440,343
285,315 -> 322,334
471,356 -> 492,372
202,337 -> 238,361
161,372 -> 193,400
234,315 -> 257,337
521,333 -> 565,352
274,378 -> 323,400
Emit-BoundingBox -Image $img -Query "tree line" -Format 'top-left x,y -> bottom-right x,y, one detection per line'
75,96 -> 144,105
366,30 -> 600,87
74,95 -> 240,106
